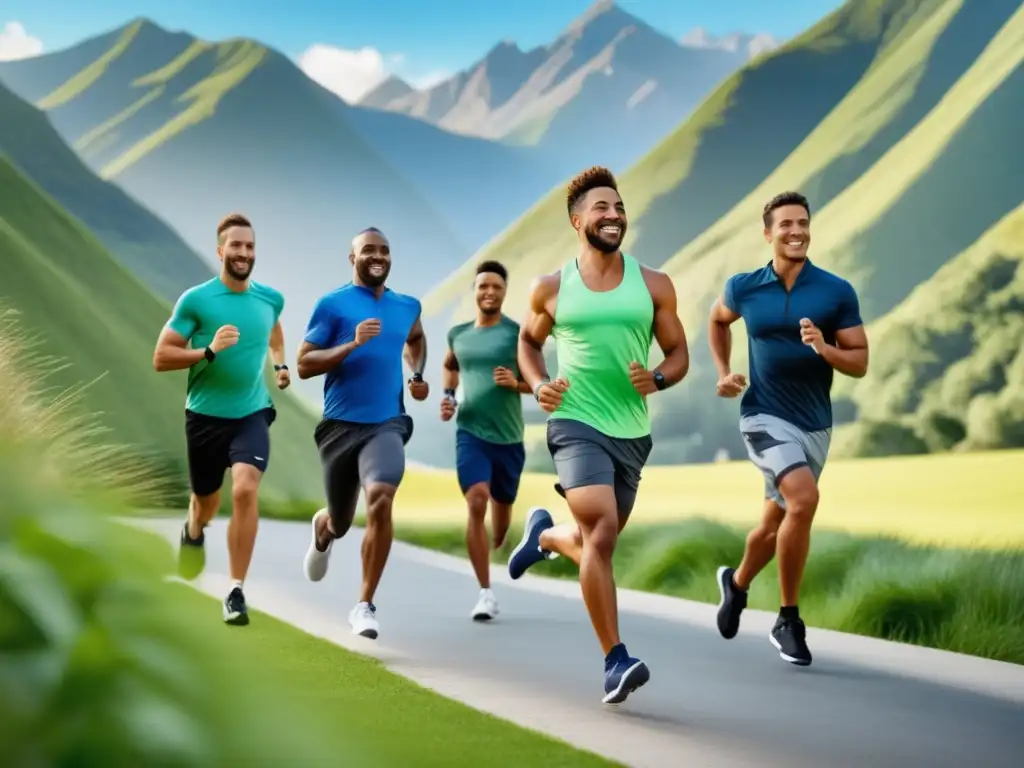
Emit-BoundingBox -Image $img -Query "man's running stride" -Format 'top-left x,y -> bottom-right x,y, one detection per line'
297,227 -> 429,640
153,212 -> 291,626
441,260 -> 532,621
708,191 -> 869,666
508,167 -> 690,705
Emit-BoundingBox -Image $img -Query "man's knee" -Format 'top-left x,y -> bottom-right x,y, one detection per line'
365,483 -> 396,524
565,484 -> 619,558
464,483 -> 489,518
778,468 -> 819,520
231,465 -> 262,510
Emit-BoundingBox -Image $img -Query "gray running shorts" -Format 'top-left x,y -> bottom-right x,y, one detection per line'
546,418 -> 653,518
313,415 -> 412,533
739,412 -> 831,509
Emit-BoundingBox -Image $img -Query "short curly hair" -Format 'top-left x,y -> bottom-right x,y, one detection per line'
567,166 -> 619,216
762,191 -> 810,228
217,212 -> 253,243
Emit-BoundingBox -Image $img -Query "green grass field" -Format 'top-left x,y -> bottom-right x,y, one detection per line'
165,582 -> 619,768
377,448 -> 1024,549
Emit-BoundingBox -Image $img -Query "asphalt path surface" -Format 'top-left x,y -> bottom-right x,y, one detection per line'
139,518 -> 1024,768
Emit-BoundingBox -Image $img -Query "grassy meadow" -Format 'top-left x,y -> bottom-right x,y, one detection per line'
0,310 -> 617,767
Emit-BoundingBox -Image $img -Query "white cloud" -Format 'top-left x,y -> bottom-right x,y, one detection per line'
298,43 -> 451,101
0,21 -> 43,62
298,44 -> 400,102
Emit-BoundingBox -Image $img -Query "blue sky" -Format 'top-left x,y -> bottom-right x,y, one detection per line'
2,0 -> 843,98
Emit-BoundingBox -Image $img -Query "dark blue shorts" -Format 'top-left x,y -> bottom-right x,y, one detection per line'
455,429 -> 526,504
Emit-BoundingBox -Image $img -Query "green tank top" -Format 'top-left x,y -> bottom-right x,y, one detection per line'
550,253 -> 654,439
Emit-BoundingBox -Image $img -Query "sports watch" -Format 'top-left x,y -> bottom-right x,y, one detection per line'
204,346 -> 216,362
274,364 -> 288,372
653,370 -> 666,391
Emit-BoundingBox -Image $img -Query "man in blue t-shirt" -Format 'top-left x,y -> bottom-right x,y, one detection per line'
296,227 -> 429,640
707,191 -> 869,667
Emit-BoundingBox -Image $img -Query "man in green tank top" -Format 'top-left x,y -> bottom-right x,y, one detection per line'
441,261 -> 531,622
153,213 -> 291,628
509,167 -> 691,706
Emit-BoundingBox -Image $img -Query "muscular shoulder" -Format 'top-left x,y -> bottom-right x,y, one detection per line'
528,271 -> 561,308
385,289 -> 422,317
639,264 -> 674,300
811,265 -> 857,297
499,314 -> 521,332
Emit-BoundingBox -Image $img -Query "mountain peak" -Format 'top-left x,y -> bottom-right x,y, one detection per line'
564,0 -> 633,36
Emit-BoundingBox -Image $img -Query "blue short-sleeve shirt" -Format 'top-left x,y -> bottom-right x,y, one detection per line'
304,283 -> 421,424
723,259 -> 863,432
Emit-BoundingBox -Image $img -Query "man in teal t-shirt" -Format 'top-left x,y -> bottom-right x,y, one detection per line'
152,213 -> 291,627
441,260 -> 530,622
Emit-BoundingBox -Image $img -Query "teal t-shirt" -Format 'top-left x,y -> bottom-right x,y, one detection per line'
447,316 -> 525,445
167,277 -> 285,419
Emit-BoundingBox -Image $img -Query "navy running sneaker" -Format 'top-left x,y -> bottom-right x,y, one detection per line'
178,519 -> 206,581
223,587 -> 249,626
715,565 -> 747,639
602,644 -> 650,705
508,507 -> 555,580
770,615 -> 812,666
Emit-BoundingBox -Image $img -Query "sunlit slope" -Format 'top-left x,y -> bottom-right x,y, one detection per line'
0,158 -> 322,501
422,0 -> 951,323
0,80 -> 211,302
831,201 -> 1024,457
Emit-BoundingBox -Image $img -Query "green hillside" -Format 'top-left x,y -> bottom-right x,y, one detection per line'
0,80 -> 211,303
0,156 -> 322,502
423,0 -> 952,321
422,0 -> 1024,464
831,201 -> 1024,457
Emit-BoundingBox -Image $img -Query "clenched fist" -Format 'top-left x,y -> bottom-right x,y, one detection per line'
535,378 -> 569,414
716,373 -> 747,398
210,325 -> 240,353
493,367 -> 518,389
440,395 -> 457,421
799,318 -> 825,355
355,319 -> 381,346
408,374 -> 429,401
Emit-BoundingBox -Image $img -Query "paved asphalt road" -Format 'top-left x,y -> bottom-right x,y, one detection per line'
140,518 -> 1024,768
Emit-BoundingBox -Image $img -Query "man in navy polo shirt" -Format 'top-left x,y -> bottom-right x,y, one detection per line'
296,227 -> 430,640
707,191 -> 869,667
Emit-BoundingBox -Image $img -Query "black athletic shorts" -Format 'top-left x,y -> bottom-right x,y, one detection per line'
185,407 -> 276,497
313,414 -> 412,531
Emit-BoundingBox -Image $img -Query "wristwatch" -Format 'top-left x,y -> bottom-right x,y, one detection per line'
410,372 -> 424,383
443,387 -> 457,403
653,370 -> 666,391
204,346 -> 216,362
274,364 -> 288,372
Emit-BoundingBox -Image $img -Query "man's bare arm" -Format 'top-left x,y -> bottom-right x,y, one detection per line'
296,340 -> 358,379
405,315 -> 427,376
153,327 -> 205,372
708,295 -> 741,378
644,268 -> 689,387
269,320 -> 286,368
517,274 -> 559,392
822,325 -> 869,378
442,348 -> 459,391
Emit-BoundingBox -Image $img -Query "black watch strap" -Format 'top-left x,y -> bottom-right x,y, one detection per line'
653,370 -> 666,391
274,364 -> 288,371
204,346 -> 216,362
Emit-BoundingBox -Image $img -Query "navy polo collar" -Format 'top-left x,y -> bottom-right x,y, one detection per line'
755,257 -> 815,287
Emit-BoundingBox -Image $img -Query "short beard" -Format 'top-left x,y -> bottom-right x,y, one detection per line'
585,229 -> 622,254
357,264 -> 389,287
479,304 -> 501,316
225,261 -> 252,280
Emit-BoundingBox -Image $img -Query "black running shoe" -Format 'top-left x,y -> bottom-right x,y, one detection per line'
178,519 -> 206,581
715,566 -> 747,639
770,615 -> 812,666
223,587 -> 249,626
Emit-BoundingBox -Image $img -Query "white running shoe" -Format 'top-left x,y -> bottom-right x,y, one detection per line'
471,588 -> 500,621
303,509 -> 333,582
349,601 -> 380,639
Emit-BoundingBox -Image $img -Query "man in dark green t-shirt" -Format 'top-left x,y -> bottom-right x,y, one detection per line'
441,261 -> 531,621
